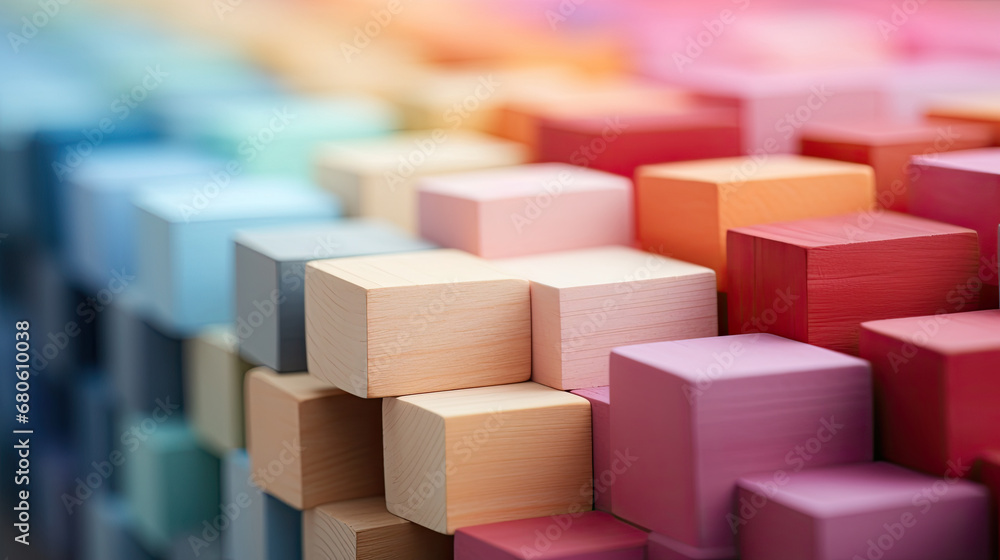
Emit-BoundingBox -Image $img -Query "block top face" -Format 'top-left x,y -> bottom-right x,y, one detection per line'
457,511 -> 647,554
247,368 -> 345,401
639,155 -> 872,186
395,381 -> 588,419
738,462 -> 988,518
205,94 -> 397,137
417,163 -> 631,202
571,386 -> 609,406
234,219 -> 435,262
313,496 -> 408,531
801,120 -> 991,147
71,144 -> 224,190
612,334 -> 869,384
493,246 -> 714,289
928,93 -> 1000,122
862,310 -> 1000,356
912,147 -> 1000,175
132,177 -> 341,223
729,211 -> 976,249
307,248 -> 522,290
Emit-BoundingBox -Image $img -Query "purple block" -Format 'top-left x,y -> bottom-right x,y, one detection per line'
736,462 -> 991,560
647,532 -> 735,560
570,386 -> 611,512
610,334 -> 873,554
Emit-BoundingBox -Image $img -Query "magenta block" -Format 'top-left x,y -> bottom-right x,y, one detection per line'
647,532 -> 735,560
610,334 -> 873,554
570,387 -> 611,512
454,511 -> 647,560
736,462 -> 991,560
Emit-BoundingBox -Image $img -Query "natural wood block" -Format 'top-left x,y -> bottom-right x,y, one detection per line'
418,163 -> 633,259
646,532 -> 735,560
860,310 -> 1000,477
909,147 -> 1000,309
495,246 -> 716,389
927,93 -> 1000,145
315,131 -> 526,233
728,211 -> 981,355
305,249 -> 530,398
637,155 -> 875,291
610,334 -> 872,552
800,120 -> 992,212
736,462 -> 990,560
304,496 -> 453,560
569,387 -> 611,512
244,368 -> 383,509
454,511 -> 646,559
222,450 -> 265,560
184,326 -> 252,456
383,382 -> 592,534
235,219 -> 435,372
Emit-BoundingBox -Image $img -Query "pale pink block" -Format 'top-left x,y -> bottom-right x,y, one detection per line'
417,163 -> 633,259
610,334 -> 873,551
647,532 -> 735,560
736,462 -> 991,560
454,511 -> 647,560
571,387 -> 611,512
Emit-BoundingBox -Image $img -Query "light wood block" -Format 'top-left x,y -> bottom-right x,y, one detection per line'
737,463 -> 990,560
637,155 -> 875,291
909,147 -> 1000,309
383,382 -> 592,534
927,93 -> 1000,145
495,246 -> 717,390
570,387 -> 611,512
222,450 -> 265,560
610,334 -> 872,553
455,511 -> 646,559
860,310 -> 1000,477
315,131 -> 526,233
304,496 -> 453,560
728,211 -> 981,355
305,249 -> 530,398
418,163 -> 633,259
244,368 -> 383,510
184,326 -> 253,456
800,120 -> 992,212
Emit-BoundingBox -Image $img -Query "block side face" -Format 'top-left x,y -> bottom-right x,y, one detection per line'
944,351 -> 1000,470
235,242 -> 282,369
275,259 -> 308,372
357,522 -> 455,559
184,334 -> 247,455
736,485 -> 815,560
136,208 -> 174,326
305,265 -> 369,397
245,372 -> 305,508
384,397 -> 449,534
528,282 -> 565,390
726,231 -> 808,340
366,280 -> 530,397
305,506 -> 359,560
315,163 -> 363,217
418,190 -> 482,254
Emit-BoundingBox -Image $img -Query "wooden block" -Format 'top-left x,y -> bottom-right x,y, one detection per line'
637,155 -> 875,291
303,496 -> 453,560
305,249 -> 530,398
728,211 -> 981,355
123,419 -> 221,556
647,532 -> 735,560
132,177 -> 341,333
84,494 -> 156,560
736,462 -> 991,560
569,387 -> 611,512
222,450 -> 266,560
418,163 -> 633,259
264,493 -> 303,560
909,147 -> 1000,309
316,131 -> 526,233
495,246 -> 717,389
860,310 -> 1000,477
454,511 -> 646,559
244,368 -> 383,509
610,334 -> 872,552
234,219 -> 436,372
383,382 -> 592,534
184,326 -> 253,456
927,93 -> 1000,145
800,120 -> 993,212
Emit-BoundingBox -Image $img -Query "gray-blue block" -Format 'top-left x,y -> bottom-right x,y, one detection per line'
264,493 -> 302,560
84,493 -> 156,560
234,219 -> 435,371
222,449 -> 265,560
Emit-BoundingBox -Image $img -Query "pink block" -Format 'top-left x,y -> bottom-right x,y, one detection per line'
454,511 -> 647,560
737,462 -> 991,560
647,532 -> 735,560
571,387 -> 611,512
417,163 -> 633,259
610,334 -> 873,552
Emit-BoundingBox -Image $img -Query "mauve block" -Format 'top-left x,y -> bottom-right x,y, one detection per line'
570,387 -> 611,512
647,532 -> 735,560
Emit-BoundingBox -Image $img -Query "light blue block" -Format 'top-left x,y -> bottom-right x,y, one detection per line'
84,493 -> 156,560
132,177 -> 341,333
264,493 -> 302,560
234,219 -> 436,371
222,450 -> 265,560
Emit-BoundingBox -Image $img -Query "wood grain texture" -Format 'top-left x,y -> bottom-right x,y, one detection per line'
305,249 -> 531,398
728,211 -> 981,355
244,368 -> 384,510
184,326 -> 252,456
383,382 -> 592,534
495,246 -> 717,390
304,496 -> 453,560
637,155 -> 875,291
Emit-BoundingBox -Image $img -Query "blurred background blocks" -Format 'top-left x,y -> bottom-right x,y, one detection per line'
222,450 -> 265,560
184,326 -> 252,456
263,494 -> 303,560
927,94 -> 1000,145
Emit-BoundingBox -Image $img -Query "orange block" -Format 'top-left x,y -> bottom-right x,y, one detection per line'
637,155 -> 875,291
927,94 -> 1000,146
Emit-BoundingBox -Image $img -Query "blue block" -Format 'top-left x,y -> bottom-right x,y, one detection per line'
264,493 -> 302,560
36,441 -> 78,560
234,219 -> 435,371
84,493 -> 157,560
132,177 -> 341,333
73,372 -> 117,477
222,450 -> 265,560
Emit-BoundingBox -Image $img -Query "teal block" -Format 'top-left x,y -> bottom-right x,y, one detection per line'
222,450 -> 265,560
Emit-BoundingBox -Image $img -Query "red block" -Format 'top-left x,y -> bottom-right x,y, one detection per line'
571,387 -> 611,512
860,309 -> 1000,477
975,450 -> 1000,559
728,211 -> 981,355
909,147 -> 1000,309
